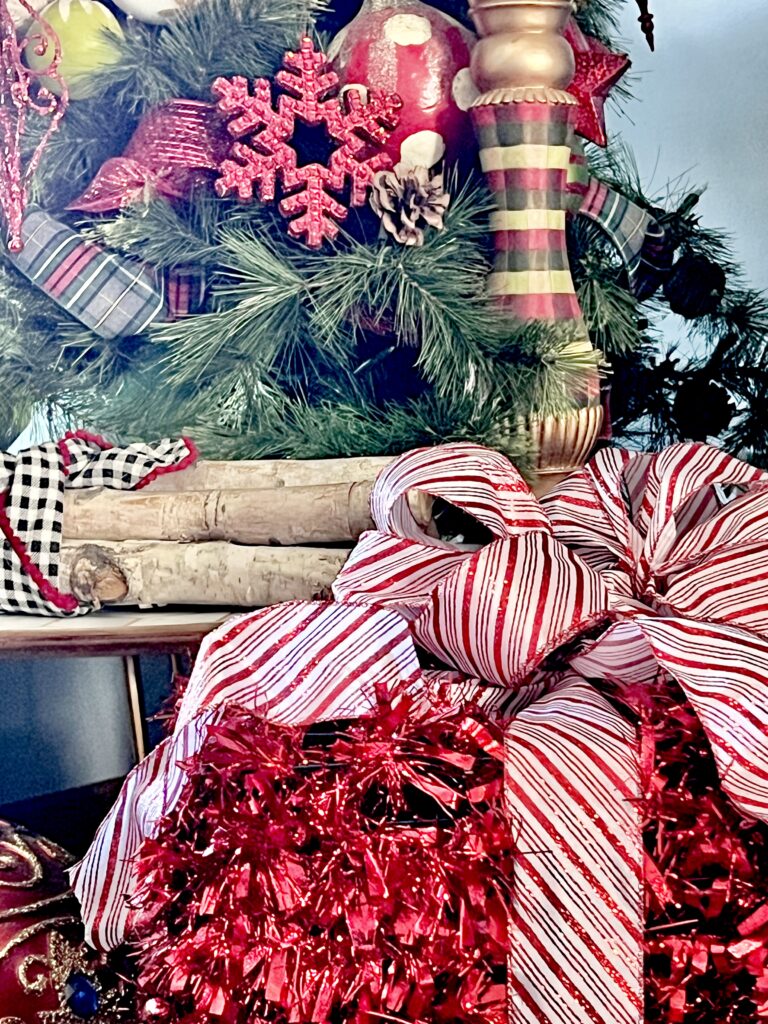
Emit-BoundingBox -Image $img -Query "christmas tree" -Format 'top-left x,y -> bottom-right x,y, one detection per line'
2,0 -> 767,472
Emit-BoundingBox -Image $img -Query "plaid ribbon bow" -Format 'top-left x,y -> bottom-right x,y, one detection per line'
8,208 -> 206,339
0,430 -> 196,615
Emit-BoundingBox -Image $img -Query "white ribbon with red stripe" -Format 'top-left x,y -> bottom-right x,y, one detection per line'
334,440 -> 768,1023
72,440 -> 768,1024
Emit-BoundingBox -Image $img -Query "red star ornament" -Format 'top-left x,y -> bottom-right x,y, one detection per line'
564,18 -> 630,147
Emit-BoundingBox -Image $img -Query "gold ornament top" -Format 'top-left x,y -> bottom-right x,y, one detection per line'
469,0 -> 576,101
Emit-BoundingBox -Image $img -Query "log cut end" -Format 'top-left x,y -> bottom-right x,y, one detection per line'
68,544 -> 130,607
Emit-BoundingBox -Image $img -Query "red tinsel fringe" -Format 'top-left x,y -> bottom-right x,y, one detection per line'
133,675 -> 768,1024
623,679 -> 768,1023
132,689 -> 515,1024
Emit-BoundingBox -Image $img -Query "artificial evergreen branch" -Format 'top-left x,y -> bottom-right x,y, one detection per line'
572,0 -> 625,40
87,0 -> 327,114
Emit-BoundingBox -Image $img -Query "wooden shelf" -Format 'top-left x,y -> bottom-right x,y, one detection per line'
0,608 -> 237,657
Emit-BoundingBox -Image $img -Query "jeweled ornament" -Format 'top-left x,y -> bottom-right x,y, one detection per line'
24,0 -> 123,100
63,972 -> 101,1018
329,0 -> 475,172
1,0 -> 67,251
0,819 -> 130,1023
634,0 -> 655,50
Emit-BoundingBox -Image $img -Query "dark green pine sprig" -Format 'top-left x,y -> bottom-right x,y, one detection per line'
64,173 -> 589,461
87,0 -> 327,114
7,0 -> 768,468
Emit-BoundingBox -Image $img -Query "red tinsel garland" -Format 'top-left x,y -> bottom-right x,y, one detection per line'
133,671 -> 768,1024
131,689 -> 515,1024
624,679 -> 768,1023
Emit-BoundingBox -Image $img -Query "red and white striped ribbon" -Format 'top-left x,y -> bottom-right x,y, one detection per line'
71,602 -> 427,950
335,440 -> 768,1023
73,440 -> 768,1024
505,674 -> 643,1024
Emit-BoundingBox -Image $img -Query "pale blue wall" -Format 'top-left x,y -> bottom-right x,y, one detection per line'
0,657 -> 136,804
615,0 -> 768,294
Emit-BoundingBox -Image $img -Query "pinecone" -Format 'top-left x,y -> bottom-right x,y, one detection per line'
369,167 -> 450,246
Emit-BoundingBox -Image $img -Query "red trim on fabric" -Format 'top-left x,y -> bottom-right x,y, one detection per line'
134,436 -> 198,490
0,492 -> 78,612
59,432 -> 198,486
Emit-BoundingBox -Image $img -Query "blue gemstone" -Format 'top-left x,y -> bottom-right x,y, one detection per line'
63,972 -> 101,1019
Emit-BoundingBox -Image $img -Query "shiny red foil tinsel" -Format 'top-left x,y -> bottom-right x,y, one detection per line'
131,689 -> 515,1024
132,674 -> 768,1024
627,679 -> 768,1023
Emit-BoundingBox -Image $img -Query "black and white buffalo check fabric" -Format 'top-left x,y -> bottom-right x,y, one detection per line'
0,432 -> 196,616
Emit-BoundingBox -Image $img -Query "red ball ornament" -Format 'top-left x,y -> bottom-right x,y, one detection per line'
0,819 -> 128,1023
329,0 -> 476,172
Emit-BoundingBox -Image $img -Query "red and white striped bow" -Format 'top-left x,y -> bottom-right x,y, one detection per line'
72,440 -> 768,1024
333,440 -> 768,1024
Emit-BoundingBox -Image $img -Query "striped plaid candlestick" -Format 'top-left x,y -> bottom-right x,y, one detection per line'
469,0 -> 602,485
472,97 -> 582,323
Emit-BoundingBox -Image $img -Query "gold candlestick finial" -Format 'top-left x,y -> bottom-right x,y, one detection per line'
469,0 -> 576,103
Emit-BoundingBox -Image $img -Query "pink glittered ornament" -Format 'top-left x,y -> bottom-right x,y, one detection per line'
329,0 -> 476,172
564,17 -> 630,148
213,37 -> 401,248
0,0 -> 67,251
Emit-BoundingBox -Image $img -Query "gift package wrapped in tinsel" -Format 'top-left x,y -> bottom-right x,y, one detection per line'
64,441 -> 768,1024
4,0 -> 768,1019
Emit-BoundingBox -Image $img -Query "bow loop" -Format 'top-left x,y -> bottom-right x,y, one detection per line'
572,616 -> 768,824
371,443 -> 552,541
643,443 -> 768,573
662,538 -> 768,637
544,447 -> 644,576
411,534 -> 609,688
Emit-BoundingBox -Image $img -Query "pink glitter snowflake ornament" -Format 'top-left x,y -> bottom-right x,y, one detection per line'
212,37 -> 401,248
1,0 -> 68,252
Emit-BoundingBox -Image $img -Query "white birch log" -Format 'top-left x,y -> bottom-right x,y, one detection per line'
64,482 -> 434,545
62,541 -> 349,608
142,456 -> 394,493
63,484 -> 376,544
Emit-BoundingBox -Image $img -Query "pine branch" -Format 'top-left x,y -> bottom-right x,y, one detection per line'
189,388 -> 533,464
305,178 -> 516,404
27,97 -> 138,211
87,0 -> 327,114
150,223 -> 310,388
578,272 -> 642,355
83,197 -> 224,267
573,0 -> 625,40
